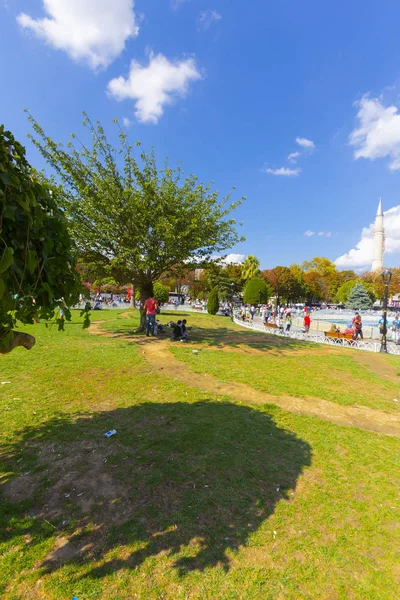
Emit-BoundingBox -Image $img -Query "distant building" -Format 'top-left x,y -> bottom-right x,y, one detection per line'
371,198 -> 385,272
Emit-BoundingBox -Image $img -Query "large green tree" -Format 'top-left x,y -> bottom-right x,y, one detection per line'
262,266 -> 302,304
28,114 -> 245,330
301,257 -> 338,303
0,127 -> 86,353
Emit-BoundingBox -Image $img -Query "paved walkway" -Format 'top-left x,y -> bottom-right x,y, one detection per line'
235,315 -> 400,355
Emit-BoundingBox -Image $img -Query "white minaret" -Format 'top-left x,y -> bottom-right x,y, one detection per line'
371,198 -> 385,272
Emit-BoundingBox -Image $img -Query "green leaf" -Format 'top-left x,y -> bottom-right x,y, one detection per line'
0,278 -> 5,299
27,250 -> 38,274
0,247 -> 14,274
0,172 -> 20,187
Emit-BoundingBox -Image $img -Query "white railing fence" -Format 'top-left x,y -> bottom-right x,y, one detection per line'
233,317 -> 400,356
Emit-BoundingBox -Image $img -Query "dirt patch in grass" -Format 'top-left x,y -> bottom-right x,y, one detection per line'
2,438 -> 134,568
351,351 -> 400,382
87,323 -> 400,437
143,341 -> 400,437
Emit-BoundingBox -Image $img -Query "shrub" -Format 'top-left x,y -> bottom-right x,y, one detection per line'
153,281 -> 169,304
243,277 -> 271,305
207,286 -> 219,314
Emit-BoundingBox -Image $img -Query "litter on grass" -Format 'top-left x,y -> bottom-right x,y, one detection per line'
104,429 -> 117,437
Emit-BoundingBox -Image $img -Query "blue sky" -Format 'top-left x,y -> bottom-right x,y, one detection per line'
1,0 -> 400,270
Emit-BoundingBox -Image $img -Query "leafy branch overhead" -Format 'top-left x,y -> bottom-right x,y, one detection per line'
0,126 -> 87,352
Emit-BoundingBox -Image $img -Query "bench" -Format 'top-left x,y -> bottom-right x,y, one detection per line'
324,331 -> 355,342
264,322 -> 280,330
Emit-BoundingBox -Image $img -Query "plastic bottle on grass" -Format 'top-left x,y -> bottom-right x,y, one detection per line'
104,429 -> 117,438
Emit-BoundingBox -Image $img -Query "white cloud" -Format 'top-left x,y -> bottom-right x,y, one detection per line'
264,166 -> 301,176
335,205 -> 400,268
296,137 -> 315,150
304,230 -> 315,237
349,95 -> 400,171
17,0 -> 138,70
287,151 -> 300,163
198,10 -> 222,30
122,117 -> 133,128
318,231 -> 332,237
223,254 -> 246,265
108,52 -> 202,124
171,0 -> 190,9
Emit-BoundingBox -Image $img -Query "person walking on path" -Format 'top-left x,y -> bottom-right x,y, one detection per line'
353,314 -> 363,340
391,316 -> 399,344
285,312 -> 292,332
303,313 -> 311,333
378,314 -> 387,341
250,305 -> 256,320
144,296 -> 158,337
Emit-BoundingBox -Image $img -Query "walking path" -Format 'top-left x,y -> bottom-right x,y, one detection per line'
89,321 -> 400,438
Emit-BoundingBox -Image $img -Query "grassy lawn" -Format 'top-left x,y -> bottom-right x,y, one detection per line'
1,310 -> 400,599
170,346 -> 400,412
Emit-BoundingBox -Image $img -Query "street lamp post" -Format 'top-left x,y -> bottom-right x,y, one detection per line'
380,269 -> 392,353
258,289 -> 262,305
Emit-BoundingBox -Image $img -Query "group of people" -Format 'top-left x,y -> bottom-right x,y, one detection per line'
238,304 -> 295,332
144,296 -> 189,341
170,319 -> 189,342
264,305 -> 294,332
329,312 -> 400,343
380,314 -> 400,343
90,292 -> 130,310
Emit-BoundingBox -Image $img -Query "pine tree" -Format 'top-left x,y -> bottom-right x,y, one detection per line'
346,282 -> 373,310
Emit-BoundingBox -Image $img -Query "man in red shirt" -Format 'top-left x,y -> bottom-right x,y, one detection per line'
144,296 -> 158,336
303,313 -> 311,333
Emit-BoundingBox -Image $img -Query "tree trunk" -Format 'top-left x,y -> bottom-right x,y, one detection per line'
138,282 -> 154,332
0,331 -> 36,354
130,282 -> 136,308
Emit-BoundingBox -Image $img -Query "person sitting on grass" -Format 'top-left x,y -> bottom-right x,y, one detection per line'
181,319 -> 189,341
171,320 -> 183,341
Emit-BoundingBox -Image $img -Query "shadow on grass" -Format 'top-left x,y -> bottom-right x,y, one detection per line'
0,402 -> 311,585
97,315 -> 314,353
112,326 -> 313,353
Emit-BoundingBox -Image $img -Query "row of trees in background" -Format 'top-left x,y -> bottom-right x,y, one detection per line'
81,249 -> 399,311
162,254 -> 399,309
